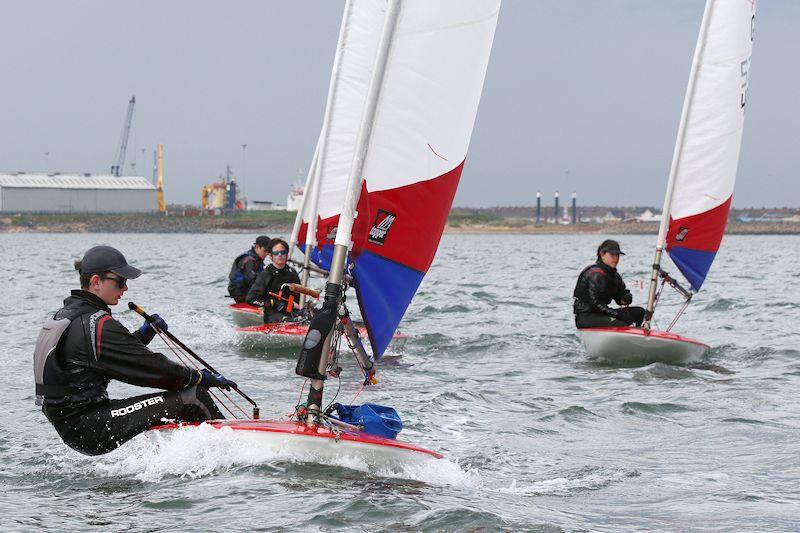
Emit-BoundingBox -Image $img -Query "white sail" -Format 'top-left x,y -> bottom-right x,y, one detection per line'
657,0 -> 756,292
330,0 -> 501,355
297,0 -> 385,260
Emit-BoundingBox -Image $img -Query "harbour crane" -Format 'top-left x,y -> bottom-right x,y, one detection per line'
110,96 -> 136,176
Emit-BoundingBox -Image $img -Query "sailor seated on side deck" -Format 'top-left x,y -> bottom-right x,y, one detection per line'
245,238 -> 302,323
227,235 -> 271,303
35,246 -> 236,456
573,239 -> 646,329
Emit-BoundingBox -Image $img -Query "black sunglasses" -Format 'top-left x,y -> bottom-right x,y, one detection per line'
99,274 -> 128,289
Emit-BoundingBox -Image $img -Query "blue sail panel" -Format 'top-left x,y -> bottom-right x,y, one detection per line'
668,247 -> 717,292
353,250 -> 424,358
298,243 -> 335,272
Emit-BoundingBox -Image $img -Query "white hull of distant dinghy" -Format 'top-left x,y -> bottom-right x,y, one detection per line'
151,420 -> 442,465
577,327 -> 709,365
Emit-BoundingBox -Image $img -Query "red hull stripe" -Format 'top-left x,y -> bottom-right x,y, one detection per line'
579,327 -> 709,348
150,420 -> 443,458
235,322 -> 407,340
230,303 -> 261,314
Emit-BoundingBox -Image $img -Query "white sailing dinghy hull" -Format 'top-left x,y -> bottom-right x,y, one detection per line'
577,327 -> 709,365
151,420 -> 442,465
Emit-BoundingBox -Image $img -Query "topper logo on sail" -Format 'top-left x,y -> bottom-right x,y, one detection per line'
368,210 -> 396,245
326,225 -> 337,241
675,227 -> 689,242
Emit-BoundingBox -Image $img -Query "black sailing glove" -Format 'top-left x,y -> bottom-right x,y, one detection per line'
136,314 -> 168,344
200,369 -> 237,391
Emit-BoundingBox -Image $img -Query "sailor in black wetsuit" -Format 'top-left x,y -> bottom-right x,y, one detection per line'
34,246 -> 236,456
227,235 -> 271,303
245,238 -> 302,323
573,239 -> 646,329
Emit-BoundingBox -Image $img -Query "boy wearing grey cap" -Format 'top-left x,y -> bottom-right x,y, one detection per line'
33,245 -> 235,455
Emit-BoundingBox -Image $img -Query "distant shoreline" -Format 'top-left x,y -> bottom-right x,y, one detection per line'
1,213 -> 799,235
444,221 -> 800,235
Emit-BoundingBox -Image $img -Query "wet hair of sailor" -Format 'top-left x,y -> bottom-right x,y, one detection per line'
269,238 -> 290,268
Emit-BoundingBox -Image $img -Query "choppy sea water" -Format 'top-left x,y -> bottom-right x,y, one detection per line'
1,233 -> 799,531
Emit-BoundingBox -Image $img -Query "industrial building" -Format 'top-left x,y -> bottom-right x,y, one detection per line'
0,172 -> 156,213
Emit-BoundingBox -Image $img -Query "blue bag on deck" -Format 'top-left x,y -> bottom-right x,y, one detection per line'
333,403 -> 403,439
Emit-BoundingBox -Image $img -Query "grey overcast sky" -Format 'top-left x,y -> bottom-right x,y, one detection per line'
0,1 -> 797,208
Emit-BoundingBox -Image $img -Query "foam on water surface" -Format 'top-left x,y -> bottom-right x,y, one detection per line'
80,424 -> 479,487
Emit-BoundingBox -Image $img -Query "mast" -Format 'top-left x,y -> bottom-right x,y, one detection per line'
643,0 -> 715,331
298,149 -> 320,307
305,0 -> 402,421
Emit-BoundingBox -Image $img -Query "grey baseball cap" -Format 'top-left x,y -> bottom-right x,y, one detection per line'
78,246 -> 142,279
598,239 -> 626,255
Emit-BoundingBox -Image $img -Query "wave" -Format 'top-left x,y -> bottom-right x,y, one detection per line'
621,401 -> 693,415
81,424 -> 480,487
489,466 -> 639,497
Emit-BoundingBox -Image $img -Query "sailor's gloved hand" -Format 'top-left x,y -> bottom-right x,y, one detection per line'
200,369 -> 237,391
137,314 -> 168,344
619,293 -> 633,306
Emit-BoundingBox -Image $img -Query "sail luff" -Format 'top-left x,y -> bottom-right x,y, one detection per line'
644,0 -> 716,328
332,0 -> 401,260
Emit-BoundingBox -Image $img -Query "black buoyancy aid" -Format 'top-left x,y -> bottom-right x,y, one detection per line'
573,262 -> 624,316
228,249 -> 259,288
33,304 -> 107,406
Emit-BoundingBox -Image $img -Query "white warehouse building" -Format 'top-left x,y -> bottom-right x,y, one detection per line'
0,172 -> 157,213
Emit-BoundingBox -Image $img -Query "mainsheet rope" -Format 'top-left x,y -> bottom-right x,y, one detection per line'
154,329 -> 251,420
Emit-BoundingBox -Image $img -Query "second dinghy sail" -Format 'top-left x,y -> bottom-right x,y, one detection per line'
298,0 -> 501,358
294,0 -> 500,448
160,0 -> 501,465
579,0 -> 756,364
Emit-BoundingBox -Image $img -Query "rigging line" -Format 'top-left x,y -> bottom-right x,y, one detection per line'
289,378 -> 310,419
323,375 -> 342,415
160,335 -> 240,420
157,333 -> 250,419
349,381 -> 366,405
156,331 -> 247,420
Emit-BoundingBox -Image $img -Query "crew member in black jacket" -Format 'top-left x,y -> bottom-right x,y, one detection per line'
34,246 -> 236,455
246,238 -> 301,323
227,235 -> 271,303
573,239 -> 646,329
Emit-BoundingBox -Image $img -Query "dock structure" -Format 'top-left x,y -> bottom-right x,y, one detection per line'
0,172 -> 156,213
